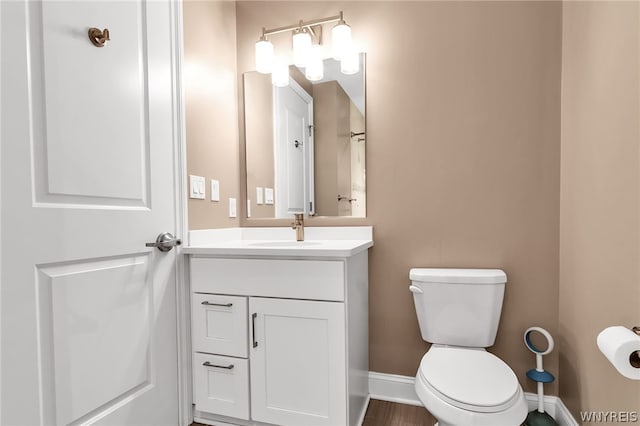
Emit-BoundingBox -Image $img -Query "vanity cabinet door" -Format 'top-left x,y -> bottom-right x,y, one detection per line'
249,297 -> 346,426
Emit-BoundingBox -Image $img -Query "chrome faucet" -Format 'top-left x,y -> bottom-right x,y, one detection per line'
291,213 -> 304,241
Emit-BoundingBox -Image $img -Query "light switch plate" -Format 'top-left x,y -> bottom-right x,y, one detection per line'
189,175 -> 206,199
229,198 -> 237,218
256,187 -> 264,205
265,188 -> 274,205
210,179 -> 220,202
247,200 -> 251,218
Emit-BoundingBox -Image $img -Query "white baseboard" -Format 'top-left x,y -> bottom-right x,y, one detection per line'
369,371 -> 423,406
368,371 -> 578,426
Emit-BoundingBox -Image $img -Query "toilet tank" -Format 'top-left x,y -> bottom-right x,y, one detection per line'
409,268 -> 506,347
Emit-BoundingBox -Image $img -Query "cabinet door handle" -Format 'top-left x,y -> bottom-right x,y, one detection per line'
201,301 -> 233,307
252,312 -> 258,348
202,361 -> 234,370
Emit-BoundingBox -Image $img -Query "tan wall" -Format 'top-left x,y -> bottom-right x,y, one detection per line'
236,1 -> 562,393
183,0 -> 240,230
244,72 -> 275,218
559,1 -> 640,419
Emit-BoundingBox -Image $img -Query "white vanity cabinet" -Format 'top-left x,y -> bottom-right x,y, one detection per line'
188,251 -> 369,426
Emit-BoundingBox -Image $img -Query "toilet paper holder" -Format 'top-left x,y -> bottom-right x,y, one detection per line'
631,327 -> 640,368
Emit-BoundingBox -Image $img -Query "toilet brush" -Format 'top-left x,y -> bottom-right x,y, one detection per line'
523,327 -> 559,426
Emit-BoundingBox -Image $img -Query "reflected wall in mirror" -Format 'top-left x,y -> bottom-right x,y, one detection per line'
244,54 -> 366,219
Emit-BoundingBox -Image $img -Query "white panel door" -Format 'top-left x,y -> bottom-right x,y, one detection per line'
249,297 -> 346,426
274,80 -> 314,218
1,1 -> 182,425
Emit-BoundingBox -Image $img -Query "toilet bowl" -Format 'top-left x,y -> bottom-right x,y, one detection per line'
409,268 -> 528,426
414,346 -> 527,426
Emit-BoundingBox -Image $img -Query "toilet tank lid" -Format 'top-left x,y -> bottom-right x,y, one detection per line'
409,268 -> 507,284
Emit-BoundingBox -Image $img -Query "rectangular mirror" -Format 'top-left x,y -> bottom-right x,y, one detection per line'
243,54 -> 366,218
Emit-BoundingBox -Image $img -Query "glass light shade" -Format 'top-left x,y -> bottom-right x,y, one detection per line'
340,50 -> 359,75
271,61 -> 289,87
332,22 -> 352,60
292,29 -> 312,67
255,38 -> 274,74
305,45 -> 324,82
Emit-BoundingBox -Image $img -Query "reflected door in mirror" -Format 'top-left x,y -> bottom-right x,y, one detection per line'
274,81 -> 315,217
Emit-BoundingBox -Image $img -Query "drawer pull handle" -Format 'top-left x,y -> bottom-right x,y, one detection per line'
203,361 -> 234,370
252,312 -> 258,348
201,301 -> 233,307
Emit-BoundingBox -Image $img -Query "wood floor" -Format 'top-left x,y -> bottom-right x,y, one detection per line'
192,399 -> 436,426
362,399 -> 436,426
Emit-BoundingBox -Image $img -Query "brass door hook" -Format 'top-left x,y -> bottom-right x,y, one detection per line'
88,28 -> 110,47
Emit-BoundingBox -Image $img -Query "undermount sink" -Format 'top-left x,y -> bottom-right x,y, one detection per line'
248,241 -> 323,247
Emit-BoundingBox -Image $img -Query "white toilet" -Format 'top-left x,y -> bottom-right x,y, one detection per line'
409,268 -> 528,426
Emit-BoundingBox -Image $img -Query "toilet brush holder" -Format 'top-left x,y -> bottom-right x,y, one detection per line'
523,327 -> 559,426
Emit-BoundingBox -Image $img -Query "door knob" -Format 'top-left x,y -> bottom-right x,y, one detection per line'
146,232 -> 182,252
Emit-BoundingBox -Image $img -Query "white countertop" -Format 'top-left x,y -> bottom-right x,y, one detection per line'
183,226 -> 373,258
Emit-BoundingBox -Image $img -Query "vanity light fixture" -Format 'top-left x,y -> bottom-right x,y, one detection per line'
255,29 -> 274,74
254,11 -> 357,86
292,25 -> 312,67
331,12 -> 352,60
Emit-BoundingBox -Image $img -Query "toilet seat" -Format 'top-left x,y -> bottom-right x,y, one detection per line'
418,346 -> 520,413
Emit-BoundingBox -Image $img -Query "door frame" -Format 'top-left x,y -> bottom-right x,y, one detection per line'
168,0 -> 192,425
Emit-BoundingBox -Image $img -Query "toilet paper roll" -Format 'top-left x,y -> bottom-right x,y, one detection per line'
597,326 -> 640,380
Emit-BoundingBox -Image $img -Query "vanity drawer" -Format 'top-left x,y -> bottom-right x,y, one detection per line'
190,257 -> 345,302
193,353 -> 249,420
192,294 -> 248,358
